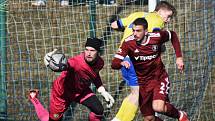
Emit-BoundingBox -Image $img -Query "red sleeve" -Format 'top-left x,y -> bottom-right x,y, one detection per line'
160,31 -> 170,43
67,57 -> 74,71
111,58 -> 123,69
160,30 -> 182,57
93,57 -> 104,88
93,75 -> 103,89
111,41 -> 129,69
170,31 -> 182,57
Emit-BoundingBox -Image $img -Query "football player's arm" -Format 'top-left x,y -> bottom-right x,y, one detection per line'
111,20 -> 125,32
111,13 -> 136,31
66,58 -> 76,70
170,31 -> 184,72
111,42 -> 130,69
170,31 -> 182,57
93,59 -> 104,88
161,30 -> 184,72
94,64 -> 115,108
94,75 -> 103,89
160,30 -> 182,57
111,21 -> 119,29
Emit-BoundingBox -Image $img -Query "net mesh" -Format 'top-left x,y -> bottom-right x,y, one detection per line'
0,0 -> 214,120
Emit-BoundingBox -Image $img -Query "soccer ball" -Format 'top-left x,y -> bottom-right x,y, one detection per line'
49,53 -> 68,72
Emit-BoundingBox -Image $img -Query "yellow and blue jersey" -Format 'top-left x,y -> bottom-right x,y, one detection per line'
118,12 -> 164,46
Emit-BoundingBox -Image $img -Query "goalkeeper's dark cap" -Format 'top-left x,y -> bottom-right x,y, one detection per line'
85,37 -> 102,52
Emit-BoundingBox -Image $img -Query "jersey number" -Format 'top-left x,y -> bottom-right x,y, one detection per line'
159,77 -> 170,95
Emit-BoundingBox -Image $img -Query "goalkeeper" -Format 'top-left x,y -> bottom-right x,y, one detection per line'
29,37 -> 114,121
111,1 -> 177,121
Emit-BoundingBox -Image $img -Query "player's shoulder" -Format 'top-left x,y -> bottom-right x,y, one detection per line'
145,12 -> 163,23
147,32 -> 161,37
133,11 -> 145,15
145,12 -> 164,32
97,56 -> 104,64
95,56 -> 104,70
145,12 -> 160,18
68,53 -> 83,63
73,53 -> 82,59
129,12 -> 145,18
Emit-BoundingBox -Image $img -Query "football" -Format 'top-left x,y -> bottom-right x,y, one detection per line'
49,53 -> 68,72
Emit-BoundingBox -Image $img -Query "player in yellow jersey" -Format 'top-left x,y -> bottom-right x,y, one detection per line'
111,1 -> 177,121
113,11 -> 165,46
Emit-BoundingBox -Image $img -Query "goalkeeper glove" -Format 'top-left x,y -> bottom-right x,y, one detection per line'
97,86 -> 115,108
44,49 -> 58,67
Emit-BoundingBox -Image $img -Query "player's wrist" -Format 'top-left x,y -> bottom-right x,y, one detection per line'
176,57 -> 183,61
97,86 -> 106,93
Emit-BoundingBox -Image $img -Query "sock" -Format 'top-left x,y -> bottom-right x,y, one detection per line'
115,98 -> 138,121
30,98 -> 49,121
164,102 -> 180,119
115,98 -> 127,120
89,112 -> 103,121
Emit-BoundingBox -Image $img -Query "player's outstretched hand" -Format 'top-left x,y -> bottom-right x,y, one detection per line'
44,49 -> 58,67
98,86 -> 115,108
176,57 -> 184,73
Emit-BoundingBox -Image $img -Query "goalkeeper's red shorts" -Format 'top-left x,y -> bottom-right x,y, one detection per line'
139,71 -> 170,116
49,86 -> 95,120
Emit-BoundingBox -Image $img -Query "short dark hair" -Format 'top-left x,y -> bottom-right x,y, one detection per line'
133,18 -> 148,30
155,1 -> 177,16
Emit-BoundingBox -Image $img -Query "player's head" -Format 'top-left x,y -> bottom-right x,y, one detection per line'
132,18 -> 148,42
154,1 -> 177,23
84,37 -> 102,63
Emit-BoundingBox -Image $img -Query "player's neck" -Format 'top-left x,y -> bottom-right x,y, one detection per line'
136,35 -> 147,45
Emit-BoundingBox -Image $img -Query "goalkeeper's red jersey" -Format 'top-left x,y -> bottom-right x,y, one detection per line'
52,52 -> 104,94
111,31 -> 182,85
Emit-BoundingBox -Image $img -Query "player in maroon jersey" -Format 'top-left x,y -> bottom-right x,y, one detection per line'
111,18 -> 189,121
29,37 -> 114,121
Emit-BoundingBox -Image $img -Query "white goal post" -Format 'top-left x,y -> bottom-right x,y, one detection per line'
148,0 -> 158,12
